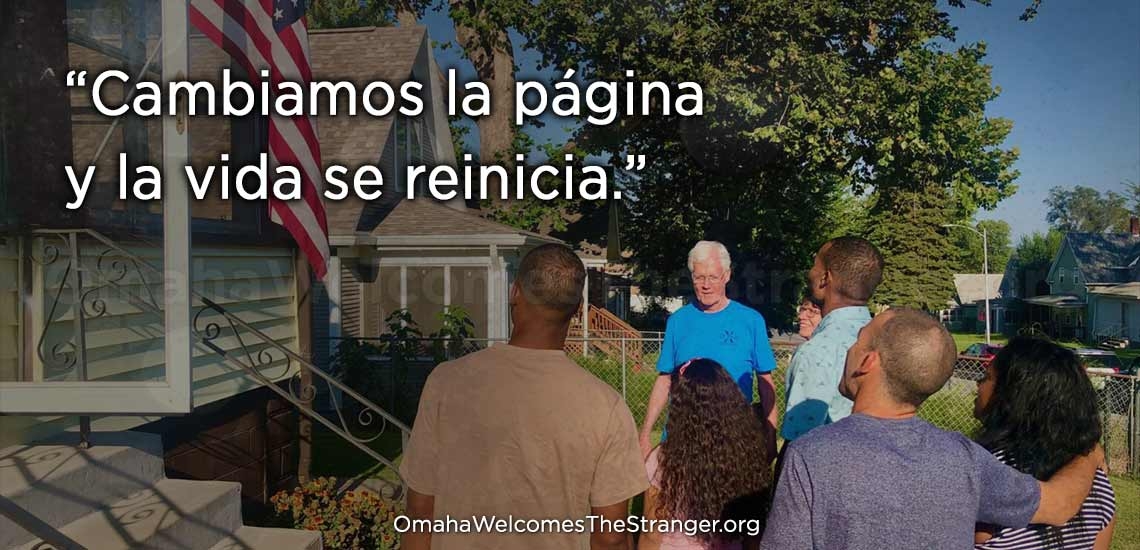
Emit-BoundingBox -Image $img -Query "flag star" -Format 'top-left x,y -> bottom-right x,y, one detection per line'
273,8 -> 284,20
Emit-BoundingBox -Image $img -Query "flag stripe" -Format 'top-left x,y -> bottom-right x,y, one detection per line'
189,0 -> 330,279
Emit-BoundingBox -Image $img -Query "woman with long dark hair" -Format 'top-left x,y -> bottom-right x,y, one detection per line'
641,358 -> 772,550
973,337 -> 1116,549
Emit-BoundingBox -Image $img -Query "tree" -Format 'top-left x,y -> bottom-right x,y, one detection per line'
1014,228 -> 1063,268
868,185 -> 959,311
448,0 -> 525,183
307,0 -> 394,29
1044,185 -> 1132,233
952,219 -> 1012,274
517,1 -> 1017,319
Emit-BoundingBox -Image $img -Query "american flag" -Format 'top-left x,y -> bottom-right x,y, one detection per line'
188,0 -> 330,280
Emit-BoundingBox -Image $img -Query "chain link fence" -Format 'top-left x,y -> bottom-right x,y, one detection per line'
336,336 -> 1139,476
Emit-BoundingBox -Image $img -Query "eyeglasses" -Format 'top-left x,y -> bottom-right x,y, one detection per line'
691,274 -> 725,284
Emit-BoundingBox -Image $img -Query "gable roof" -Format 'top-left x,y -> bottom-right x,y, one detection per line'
309,26 -> 427,237
308,26 -> 551,246
953,274 -> 1003,305
370,199 -> 555,240
1061,232 -> 1140,284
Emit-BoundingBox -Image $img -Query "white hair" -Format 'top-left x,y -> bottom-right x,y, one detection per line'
687,240 -> 731,272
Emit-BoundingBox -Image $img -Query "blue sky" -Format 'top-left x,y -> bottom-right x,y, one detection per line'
422,2 -> 1140,241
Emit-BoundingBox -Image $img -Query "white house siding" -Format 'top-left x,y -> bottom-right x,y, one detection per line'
1,239 -> 20,382
1090,294 -> 1140,341
0,244 -> 298,448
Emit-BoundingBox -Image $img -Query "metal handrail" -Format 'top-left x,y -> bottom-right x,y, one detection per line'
31,229 -> 410,496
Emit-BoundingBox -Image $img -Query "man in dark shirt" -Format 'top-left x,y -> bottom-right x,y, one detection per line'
762,308 -> 1101,550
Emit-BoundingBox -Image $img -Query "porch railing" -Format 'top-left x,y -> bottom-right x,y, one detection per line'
27,229 -> 410,497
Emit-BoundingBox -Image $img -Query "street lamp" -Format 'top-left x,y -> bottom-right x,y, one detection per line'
944,223 -> 991,344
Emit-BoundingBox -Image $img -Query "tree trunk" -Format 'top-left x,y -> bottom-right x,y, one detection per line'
451,1 -> 516,204
395,1 -> 417,27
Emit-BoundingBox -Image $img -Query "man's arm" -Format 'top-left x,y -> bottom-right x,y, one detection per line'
402,489 -> 434,550
1033,446 -> 1102,525
759,446 -> 815,550
639,375 -> 671,458
591,501 -> 631,550
756,372 -> 778,460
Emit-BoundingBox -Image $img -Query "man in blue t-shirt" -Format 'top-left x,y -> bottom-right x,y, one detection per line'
762,308 -> 1100,550
637,241 -> 778,458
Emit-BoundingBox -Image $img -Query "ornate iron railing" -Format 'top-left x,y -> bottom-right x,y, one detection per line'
30,229 -> 410,496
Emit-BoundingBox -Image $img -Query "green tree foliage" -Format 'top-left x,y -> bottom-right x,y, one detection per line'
307,0 -> 395,29
1014,228 -> 1063,268
515,1 -> 1017,318
867,185 -> 959,310
951,219 -> 1012,273
1045,185 -> 1134,233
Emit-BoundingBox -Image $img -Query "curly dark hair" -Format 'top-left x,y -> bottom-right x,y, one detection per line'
976,336 -> 1102,480
656,359 -> 772,544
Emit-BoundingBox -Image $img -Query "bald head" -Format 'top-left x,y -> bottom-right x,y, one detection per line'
515,244 -> 586,320
869,308 -> 957,407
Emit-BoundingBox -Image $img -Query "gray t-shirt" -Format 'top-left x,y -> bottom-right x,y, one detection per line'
761,414 -> 1041,550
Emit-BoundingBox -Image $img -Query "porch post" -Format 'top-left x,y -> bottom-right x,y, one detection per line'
327,254 -> 342,360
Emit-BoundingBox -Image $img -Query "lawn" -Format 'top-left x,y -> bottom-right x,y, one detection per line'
952,331 -> 1009,351
1112,475 -> 1139,550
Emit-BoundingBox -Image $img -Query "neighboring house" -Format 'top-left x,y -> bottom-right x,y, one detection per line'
996,255 -> 1052,337
307,27 -> 562,357
942,274 -> 1005,333
1024,222 -> 1140,342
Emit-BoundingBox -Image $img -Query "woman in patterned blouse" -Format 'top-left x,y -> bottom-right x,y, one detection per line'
973,337 -> 1116,550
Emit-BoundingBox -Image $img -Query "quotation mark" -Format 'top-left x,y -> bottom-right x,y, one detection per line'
624,154 -> 647,171
66,70 -> 88,87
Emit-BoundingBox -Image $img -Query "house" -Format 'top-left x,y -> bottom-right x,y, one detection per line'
307,28 -> 562,361
942,273 -> 1005,333
1026,220 -> 1140,342
996,254 -> 1052,336
0,5 -> 461,546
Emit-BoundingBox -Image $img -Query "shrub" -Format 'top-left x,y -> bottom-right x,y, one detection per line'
270,477 -> 402,549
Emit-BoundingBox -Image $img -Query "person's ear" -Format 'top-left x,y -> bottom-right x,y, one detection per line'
853,349 -> 879,379
509,281 -> 521,305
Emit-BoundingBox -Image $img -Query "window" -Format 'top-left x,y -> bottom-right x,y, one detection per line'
370,264 -> 490,339
386,115 -> 428,196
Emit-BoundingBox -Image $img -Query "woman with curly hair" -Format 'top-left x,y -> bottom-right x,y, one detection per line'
641,358 -> 772,550
973,337 -> 1116,549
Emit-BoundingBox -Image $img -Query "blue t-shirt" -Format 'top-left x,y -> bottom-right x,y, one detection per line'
761,414 -> 1041,550
780,306 -> 872,441
656,300 -> 777,399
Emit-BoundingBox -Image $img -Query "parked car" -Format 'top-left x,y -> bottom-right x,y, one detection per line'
963,343 -> 1004,359
1075,349 -> 1125,375
954,344 -> 1002,381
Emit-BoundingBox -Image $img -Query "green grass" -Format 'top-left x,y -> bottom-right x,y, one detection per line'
310,423 -> 404,481
1111,475 -> 1139,550
952,332 -> 1009,352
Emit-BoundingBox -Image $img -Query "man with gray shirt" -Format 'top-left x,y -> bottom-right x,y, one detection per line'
762,308 -> 1100,550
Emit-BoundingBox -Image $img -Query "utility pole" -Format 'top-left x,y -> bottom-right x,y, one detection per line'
944,224 -> 991,344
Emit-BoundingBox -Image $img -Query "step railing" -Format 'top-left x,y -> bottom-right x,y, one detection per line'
29,229 -> 410,497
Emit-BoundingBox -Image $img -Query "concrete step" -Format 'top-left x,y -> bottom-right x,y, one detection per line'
208,526 -> 322,550
0,432 -> 166,548
14,479 -> 243,550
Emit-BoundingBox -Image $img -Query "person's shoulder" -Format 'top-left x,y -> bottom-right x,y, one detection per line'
786,417 -> 854,455
666,303 -> 699,323
727,300 -> 765,320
